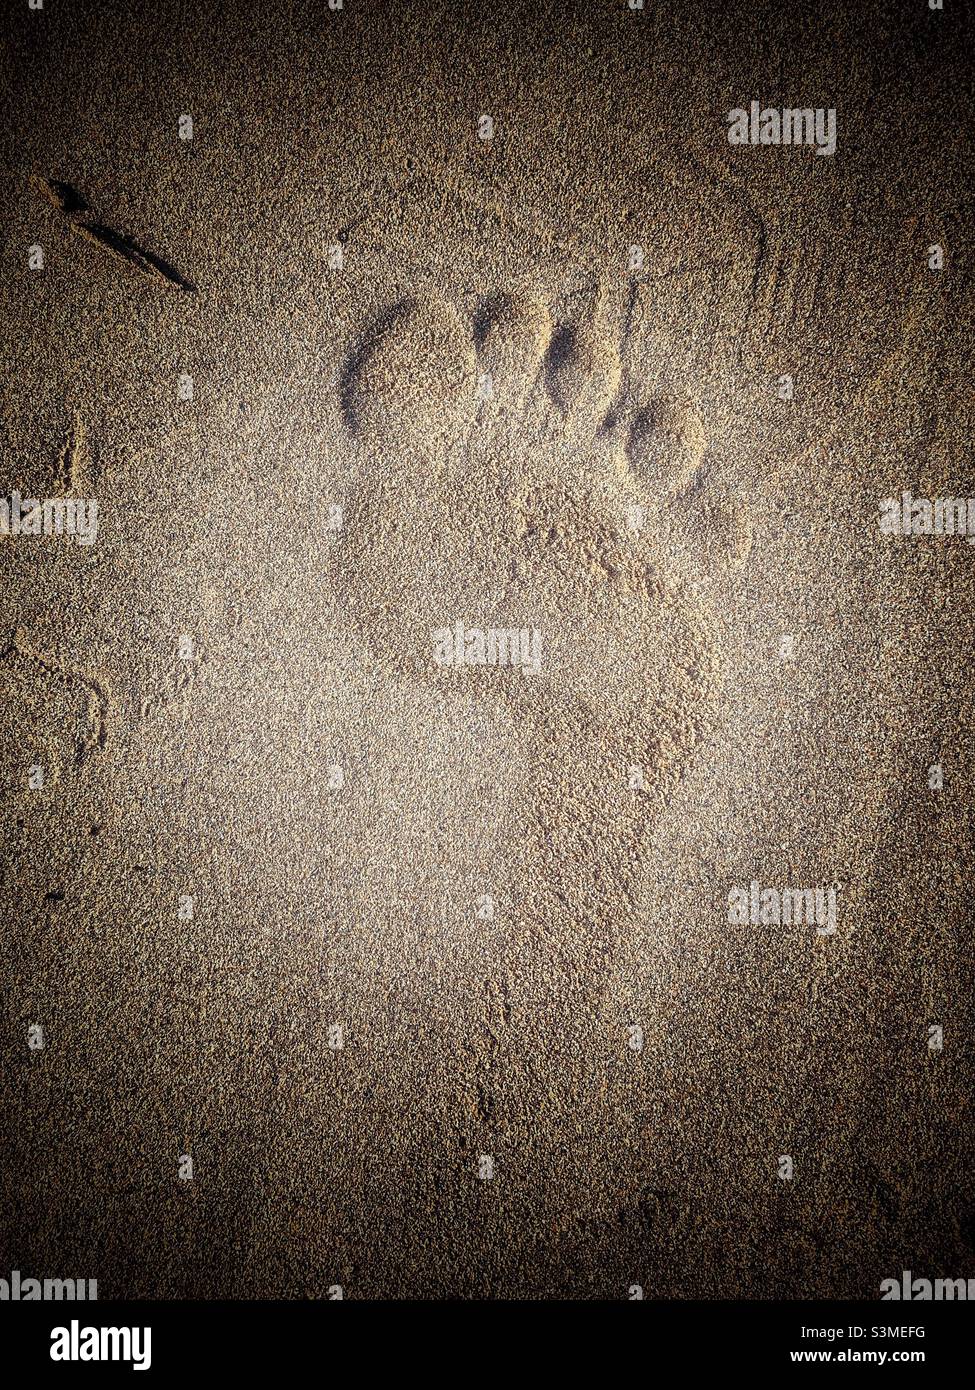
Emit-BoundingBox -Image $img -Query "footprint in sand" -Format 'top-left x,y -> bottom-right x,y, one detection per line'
333,288 -> 750,1149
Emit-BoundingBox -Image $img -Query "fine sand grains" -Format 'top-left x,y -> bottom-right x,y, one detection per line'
2,0 -> 973,1299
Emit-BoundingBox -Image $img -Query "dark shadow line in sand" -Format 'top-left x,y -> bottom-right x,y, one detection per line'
38,178 -> 90,215
34,175 -> 197,294
77,223 -> 197,294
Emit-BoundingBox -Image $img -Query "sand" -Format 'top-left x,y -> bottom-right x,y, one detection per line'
1,0 -> 973,1299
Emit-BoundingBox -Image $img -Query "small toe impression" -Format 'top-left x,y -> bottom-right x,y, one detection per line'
542,318 -> 622,427
625,393 -> 706,494
473,292 -> 551,411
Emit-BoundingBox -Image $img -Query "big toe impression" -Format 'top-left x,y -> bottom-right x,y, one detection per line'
345,295 -> 477,452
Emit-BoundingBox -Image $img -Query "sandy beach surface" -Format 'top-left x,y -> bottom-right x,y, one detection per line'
2,0 -> 973,1298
